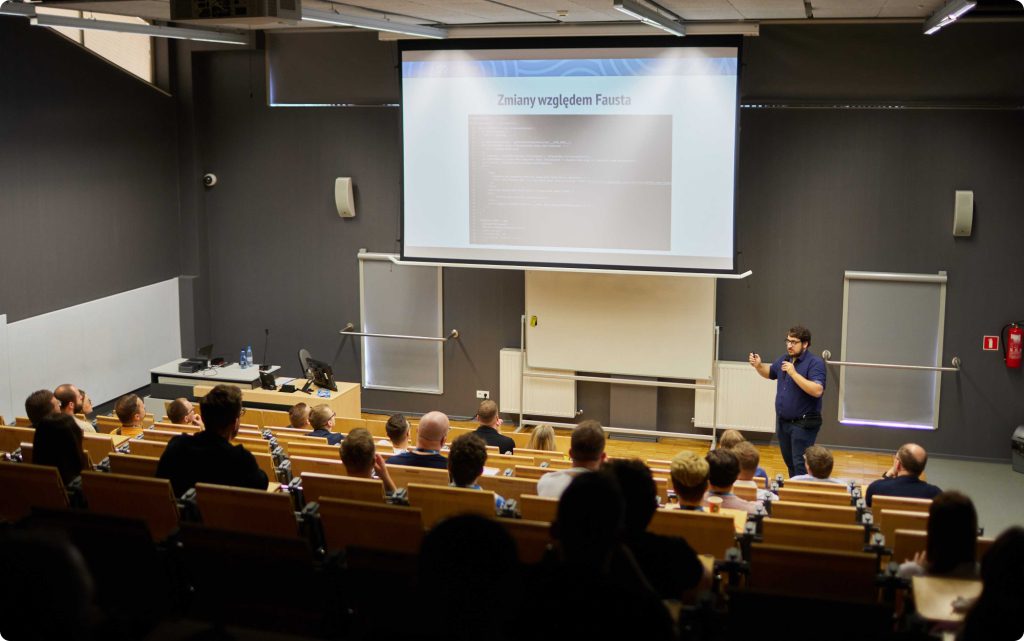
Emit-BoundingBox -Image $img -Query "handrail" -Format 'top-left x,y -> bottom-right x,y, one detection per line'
821,350 -> 960,373
339,323 -> 459,343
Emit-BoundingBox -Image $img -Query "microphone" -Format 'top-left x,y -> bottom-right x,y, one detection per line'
260,328 -> 270,371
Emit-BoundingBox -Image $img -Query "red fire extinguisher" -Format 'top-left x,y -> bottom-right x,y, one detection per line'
1003,322 -> 1023,368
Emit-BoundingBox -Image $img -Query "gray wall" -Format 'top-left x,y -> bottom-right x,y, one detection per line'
183,25 -> 1024,458
0,17 -> 180,322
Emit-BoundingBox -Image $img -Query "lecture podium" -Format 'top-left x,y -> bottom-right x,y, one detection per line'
193,381 -> 361,418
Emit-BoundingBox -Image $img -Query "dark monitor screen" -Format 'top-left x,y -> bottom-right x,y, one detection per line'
305,357 -> 337,392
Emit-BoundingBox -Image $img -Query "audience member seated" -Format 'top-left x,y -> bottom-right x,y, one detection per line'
288,402 -> 311,430
789,444 -> 844,484
339,428 -> 396,495
156,384 -> 268,497
417,514 -> 521,641
865,443 -> 941,506
78,389 -> 94,423
33,414 -> 88,485
526,472 -> 674,641
472,399 -> 515,454
526,423 -> 557,452
167,397 -> 203,427
537,420 -> 606,498
718,428 -> 767,479
959,526 -> 1024,641
898,490 -> 979,579
53,384 -> 96,434
448,433 -> 505,510
307,404 -> 343,445
114,394 -> 146,437
732,441 -> 779,500
670,451 -> 710,511
386,411 -> 449,470
705,448 -> 761,514
603,459 -> 704,600
24,389 -> 61,427
382,412 -> 409,450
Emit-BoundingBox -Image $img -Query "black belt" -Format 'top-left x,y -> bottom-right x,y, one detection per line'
782,413 -> 821,422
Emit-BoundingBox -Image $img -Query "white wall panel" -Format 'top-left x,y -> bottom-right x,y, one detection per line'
7,278 -> 181,410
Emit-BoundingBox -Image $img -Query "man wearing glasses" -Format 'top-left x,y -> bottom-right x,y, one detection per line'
748,325 -> 826,477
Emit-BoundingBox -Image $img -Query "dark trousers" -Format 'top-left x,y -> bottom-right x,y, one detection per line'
776,418 -> 820,477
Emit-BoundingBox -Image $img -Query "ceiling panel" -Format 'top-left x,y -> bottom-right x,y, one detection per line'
659,0 -> 744,20
727,0 -> 807,19
341,0 -> 555,24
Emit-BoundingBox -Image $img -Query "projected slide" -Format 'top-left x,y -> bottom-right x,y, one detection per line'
401,45 -> 738,271
468,114 -> 671,249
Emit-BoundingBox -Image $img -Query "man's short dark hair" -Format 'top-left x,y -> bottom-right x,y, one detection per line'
897,444 -> 927,477
476,399 -> 498,424
788,325 -> 811,345
33,414 -> 84,485
200,385 -> 242,434
25,390 -> 57,426
167,398 -> 191,424
570,420 -> 606,463
449,433 -> 487,487
602,459 -> 658,535
114,394 -> 142,425
53,384 -> 80,413
803,445 -> 834,479
706,448 -> 740,488
385,413 -> 409,442
340,428 -> 375,473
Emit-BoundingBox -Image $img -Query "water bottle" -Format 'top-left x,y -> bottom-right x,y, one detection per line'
246,345 -> 253,368
240,349 -> 248,369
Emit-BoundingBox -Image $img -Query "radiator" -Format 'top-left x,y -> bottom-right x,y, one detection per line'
499,348 -> 576,418
694,360 -> 777,433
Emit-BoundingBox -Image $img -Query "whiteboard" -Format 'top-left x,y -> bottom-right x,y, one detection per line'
525,271 -> 715,379
7,278 -> 182,411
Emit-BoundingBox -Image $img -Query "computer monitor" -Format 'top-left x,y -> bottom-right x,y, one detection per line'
305,357 -> 337,392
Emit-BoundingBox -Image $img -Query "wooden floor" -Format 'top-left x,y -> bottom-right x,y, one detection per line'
363,413 -> 893,486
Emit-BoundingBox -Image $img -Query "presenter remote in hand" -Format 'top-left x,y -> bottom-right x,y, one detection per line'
748,325 -> 826,477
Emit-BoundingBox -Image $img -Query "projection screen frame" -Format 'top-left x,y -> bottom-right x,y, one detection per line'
398,35 -> 743,275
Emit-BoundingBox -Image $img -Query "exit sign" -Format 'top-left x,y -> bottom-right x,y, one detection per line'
983,336 -> 1000,351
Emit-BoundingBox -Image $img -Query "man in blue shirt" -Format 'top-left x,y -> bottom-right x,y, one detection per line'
749,325 -> 826,477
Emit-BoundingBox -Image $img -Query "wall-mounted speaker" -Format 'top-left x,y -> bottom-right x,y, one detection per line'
335,177 -> 355,218
953,190 -> 973,237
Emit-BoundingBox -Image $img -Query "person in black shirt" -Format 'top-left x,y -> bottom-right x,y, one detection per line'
472,399 -> 515,454
865,443 -> 941,506
603,458 -> 706,599
156,384 -> 268,497
33,413 -> 88,485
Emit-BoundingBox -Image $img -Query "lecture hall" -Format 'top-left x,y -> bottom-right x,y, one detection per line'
1,0 -> 1023,639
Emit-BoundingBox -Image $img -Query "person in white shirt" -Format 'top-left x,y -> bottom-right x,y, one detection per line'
536,420 -> 606,498
789,445 -> 846,484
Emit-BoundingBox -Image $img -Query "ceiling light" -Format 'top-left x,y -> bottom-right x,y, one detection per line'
613,0 -> 685,37
923,0 -> 976,35
22,9 -> 249,44
302,8 -> 447,39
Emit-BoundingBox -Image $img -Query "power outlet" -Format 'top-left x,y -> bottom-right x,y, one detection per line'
476,390 -> 490,399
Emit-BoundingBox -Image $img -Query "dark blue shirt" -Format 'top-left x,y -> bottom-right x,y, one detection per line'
387,449 -> 448,470
306,428 -> 343,446
865,475 -> 942,506
769,351 -> 826,420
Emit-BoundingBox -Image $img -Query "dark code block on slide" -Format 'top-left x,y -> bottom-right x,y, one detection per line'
468,114 -> 672,250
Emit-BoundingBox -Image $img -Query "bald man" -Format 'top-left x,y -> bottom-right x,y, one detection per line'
385,411 -> 450,470
865,443 -> 942,506
53,384 -> 96,433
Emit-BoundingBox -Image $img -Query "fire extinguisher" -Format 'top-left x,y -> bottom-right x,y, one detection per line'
1002,322 -> 1024,368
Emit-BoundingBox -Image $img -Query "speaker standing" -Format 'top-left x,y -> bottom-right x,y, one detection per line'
748,326 -> 826,477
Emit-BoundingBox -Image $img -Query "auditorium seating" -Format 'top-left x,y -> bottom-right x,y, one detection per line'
288,455 -> 345,477
891,528 -> 995,565
0,461 -> 68,521
301,472 -> 385,504
777,486 -> 855,506
477,474 -> 537,502
783,479 -> 851,493
386,463 -> 448,489
520,494 -> 559,522
194,483 -> 301,539
0,425 -> 35,452
513,464 -> 549,480
746,543 -> 881,603
648,509 -> 739,559
406,482 -> 496,526
770,500 -> 859,525
761,518 -> 866,553
152,421 -> 201,434
877,509 -> 929,547
871,494 -> 932,513
128,439 -> 167,457
317,497 -> 424,555
502,518 -> 553,564
107,452 -> 160,477
80,471 -> 180,541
